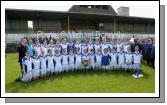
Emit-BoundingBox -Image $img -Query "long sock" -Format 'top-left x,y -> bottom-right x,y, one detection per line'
136,69 -> 141,76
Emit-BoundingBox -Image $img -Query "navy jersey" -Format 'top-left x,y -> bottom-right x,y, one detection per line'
131,43 -> 142,52
17,45 -> 27,59
145,43 -> 153,55
141,43 -> 147,55
101,54 -> 109,66
150,44 -> 155,58
67,43 -> 75,53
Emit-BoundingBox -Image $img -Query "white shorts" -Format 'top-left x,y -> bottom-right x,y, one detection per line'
96,61 -> 101,68
91,63 -> 96,69
32,69 -> 40,77
69,64 -> 74,70
133,63 -> 141,70
21,74 -> 28,82
22,72 -> 32,82
55,65 -> 63,72
102,65 -> 109,70
47,66 -> 54,72
75,62 -> 81,69
62,64 -> 69,71
110,62 -> 118,69
117,64 -> 125,69
125,64 -> 133,70
27,72 -> 32,81
46,68 -> 50,72
40,68 -> 46,75
48,67 -> 54,73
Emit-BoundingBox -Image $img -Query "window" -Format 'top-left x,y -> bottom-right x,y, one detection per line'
88,6 -> 92,8
99,23 -> 104,27
28,20 -> 33,29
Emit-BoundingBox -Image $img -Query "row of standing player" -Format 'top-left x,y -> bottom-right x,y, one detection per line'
26,37 -> 154,63
21,38 -> 143,82
29,38 -> 135,56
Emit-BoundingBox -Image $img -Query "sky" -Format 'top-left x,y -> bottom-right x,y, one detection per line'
3,2 -> 156,18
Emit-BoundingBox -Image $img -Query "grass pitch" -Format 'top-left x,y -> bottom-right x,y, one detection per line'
5,53 -> 155,93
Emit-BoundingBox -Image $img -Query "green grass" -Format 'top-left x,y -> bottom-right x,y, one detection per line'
5,53 -> 155,93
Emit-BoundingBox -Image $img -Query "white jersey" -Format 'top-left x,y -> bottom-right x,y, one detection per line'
47,44 -> 55,54
95,52 -> 102,63
31,56 -> 40,70
41,44 -> 48,56
123,42 -> 131,52
112,42 -> 117,48
82,53 -> 90,61
33,44 -> 41,55
124,52 -> 133,64
101,42 -> 109,54
61,43 -> 68,54
46,54 -> 54,70
74,42 -> 82,53
74,52 -> 82,69
62,53 -> 68,65
133,51 -> 142,64
108,42 -> 113,52
75,52 -> 82,63
94,42 -> 101,53
89,53 -> 95,64
88,42 -> 95,53
39,55 -> 47,69
68,52 -> 74,65
110,51 -> 117,63
22,56 -> 32,73
54,54 -> 62,67
81,43 -> 89,54
117,51 -> 125,64
55,45 -> 62,54
116,42 -> 123,52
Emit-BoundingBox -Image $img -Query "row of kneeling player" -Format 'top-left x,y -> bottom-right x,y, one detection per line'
20,45 -> 143,82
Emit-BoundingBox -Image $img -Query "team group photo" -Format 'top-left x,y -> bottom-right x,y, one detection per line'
16,34 -> 154,82
4,3 -> 156,93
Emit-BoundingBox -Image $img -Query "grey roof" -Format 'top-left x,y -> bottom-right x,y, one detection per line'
68,5 -> 117,16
